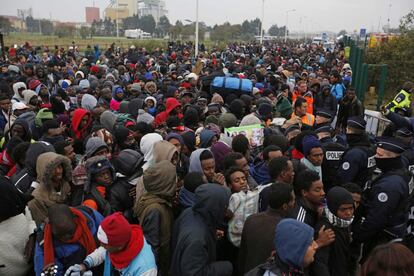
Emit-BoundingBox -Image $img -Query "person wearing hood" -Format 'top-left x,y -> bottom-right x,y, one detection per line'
72,136 -> 111,191
1,117 -> 32,149
11,82 -> 27,104
353,136 -> 410,263
22,89 -> 39,112
144,81 -> 157,95
171,184 -> 233,276
153,140 -> 179,165
145,96 -> 157,117
83,155 -> 116,217
154,97 -> 183,128
301,135 -> 324,180
134,160 -> 177,276
336,117 -> 376,187
113,126 -> 139,153
112,149 -> 144,221
0,177 -> 36,276
71,108 -> 92,141
81,94 -> 98,111
140,133 -> 163,171
311,186 -> 355,276
314,85 -> 338,116
100,110 -> 117,133
128,98 -> 145,118
189,148 -> 226,186
246,219 -> 318,276
199,128 -> 218,148
28,152 -> 72,226
110,85 -> 125,111
166,132 -> 190,178
98,87 -> 112,109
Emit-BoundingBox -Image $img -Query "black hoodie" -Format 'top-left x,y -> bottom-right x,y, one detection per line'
171,184 -> 233,276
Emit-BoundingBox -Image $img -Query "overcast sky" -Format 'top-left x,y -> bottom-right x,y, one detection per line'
2,0 -> 413,33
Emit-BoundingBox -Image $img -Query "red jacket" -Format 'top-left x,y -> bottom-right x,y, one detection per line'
154,98 -> 183,128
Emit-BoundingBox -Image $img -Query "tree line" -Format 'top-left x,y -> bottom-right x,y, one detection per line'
0,14 -> 288,42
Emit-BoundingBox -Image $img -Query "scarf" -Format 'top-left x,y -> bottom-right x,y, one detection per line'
43,208 -> 96,268
323,207 -> 353,228
109,225 -> 144,269
301,158 -> 323,180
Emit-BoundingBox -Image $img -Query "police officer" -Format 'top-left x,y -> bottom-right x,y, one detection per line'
385,81 -> 413,116
314,109 -> 334,129
315,124 -> 345,192
337,116 -> 376,188
353,136 -> 410,262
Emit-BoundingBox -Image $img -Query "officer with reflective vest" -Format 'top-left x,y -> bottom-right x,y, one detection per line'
385,81 -> 413,116
353,136 -> 410,263
315,124 -> 345,192
336,116 -> 376,188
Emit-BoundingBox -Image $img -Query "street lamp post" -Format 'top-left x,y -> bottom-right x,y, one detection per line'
260,0 -> 265,44
116,0 -> 119,38
195,0 -> 199,59
284,9 -> 296,43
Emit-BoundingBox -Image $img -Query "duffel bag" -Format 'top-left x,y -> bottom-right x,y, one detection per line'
211,77 -> 253,94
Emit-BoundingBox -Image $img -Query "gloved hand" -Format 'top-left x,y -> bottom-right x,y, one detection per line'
64,264 -> 83,276
83,271 -> 93,276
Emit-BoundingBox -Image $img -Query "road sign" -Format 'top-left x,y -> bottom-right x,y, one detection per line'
360,28 -> 366,39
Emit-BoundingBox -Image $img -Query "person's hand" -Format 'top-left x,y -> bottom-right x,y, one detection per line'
64,264 -> 86,276
316,225 -> 335,248
213,173 -> 226,186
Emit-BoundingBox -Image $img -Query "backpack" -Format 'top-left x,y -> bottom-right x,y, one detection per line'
114,113 -> 136,129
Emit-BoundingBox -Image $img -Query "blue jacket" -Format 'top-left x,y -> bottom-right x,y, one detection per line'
103,238 -> 157,276
34,207 -> 103,276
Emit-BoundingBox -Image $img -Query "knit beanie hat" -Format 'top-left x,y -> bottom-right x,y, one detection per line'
302,135 -> 322,156
85,137 -> 109,158
327,186 -> 354,215
219,113 -> 238,129
97,212 -> 132,247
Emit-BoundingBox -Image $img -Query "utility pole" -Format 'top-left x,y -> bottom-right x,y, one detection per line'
116,0 -> 119,38
195,0 -> 199,58
284,9 -> 295,43
260,0 -> 265,44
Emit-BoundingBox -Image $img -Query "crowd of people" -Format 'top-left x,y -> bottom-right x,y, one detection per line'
1,39 -> 414,276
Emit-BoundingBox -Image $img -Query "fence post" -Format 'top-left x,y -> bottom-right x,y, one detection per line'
376,64 -> 388,111
360,63 -> 369,102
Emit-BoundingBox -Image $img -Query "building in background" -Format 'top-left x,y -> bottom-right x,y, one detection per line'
104,0 -> 137,24
138,0 -> 168,23
85,7 -> 100,24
